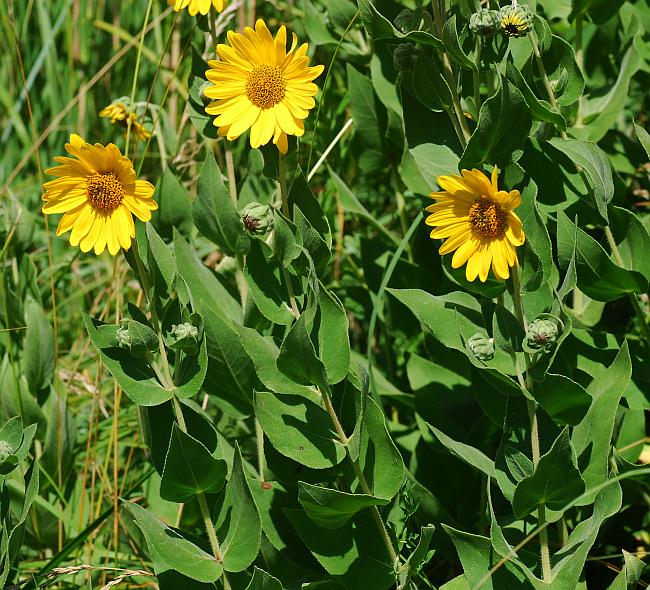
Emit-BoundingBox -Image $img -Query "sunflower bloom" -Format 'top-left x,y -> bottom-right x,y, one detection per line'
425,168 -> 525,282
204,19 -> 324,154
167,0 -> 225,15
42,134 -> 158,255
99,102 -> 152,141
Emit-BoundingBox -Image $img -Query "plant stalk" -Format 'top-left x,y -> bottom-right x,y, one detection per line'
278,155 -> 300,318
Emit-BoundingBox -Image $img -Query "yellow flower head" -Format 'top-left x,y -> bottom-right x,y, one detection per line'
99,102 -> 152,141
42,134 -> 158,256
204,19 -> 325,154
167,0 -> 225,15
425,168 -> 525,282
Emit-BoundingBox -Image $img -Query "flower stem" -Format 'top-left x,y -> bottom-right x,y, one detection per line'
604,226 -> 650,346
575,15 -> 584,126
278,155 -> 300,318
125,0 -> 154,157
473,37 -> 482,116
320,387 -> 399,566
255,417 -> 266,482
512,266 -> 552,583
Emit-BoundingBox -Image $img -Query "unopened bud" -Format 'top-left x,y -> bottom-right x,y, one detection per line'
240,202 -> 274,235
468,332 -> 495,361
469,8 -> 500,37
499,4 -> 533,37
393,43 -> 417,72
524,314 -> 562,352
0,440 -> 13,463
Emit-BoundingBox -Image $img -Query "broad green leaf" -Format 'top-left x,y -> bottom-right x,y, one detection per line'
193,152 -> 250,257
506,57 -> 566,130
610,205 -> 650,280
356,0 -> 443,48
412,54 -> 453,112
573,342 -> 631,503
548,138 -> 613,222
146,223 -> 176,302
254,391 -> 346,469
556,211 -> 647,300
634,120 -> 650,159
459,79 -> 531,169
214,445 -> 262,572
174,230 -> 242,323
125,501 -> 223,582
152,168 -> 193,240
532,34 -> 584,106
235,325 -> 318,399
84,315 -> 173,406
22,298 -> 55,394
245,240 -> 295,326
398,525 -> 436,589
604,550 -> 645,589
298,482 -> 388,528
570,0 -> 626,24
531,374 -> 591,426
317,288 -> 350,385
271,210 -> 301,268
286,508 -> 395,590
301,0 -> 338,44
442,15 -> 477,71
358,397 -> 405,499
512,428 -> 585,518
277,315 -> 329,390
245,567 -> 284,590
188,47 -> 218,139
427,423 -> 496,479
160,424 -> 227,503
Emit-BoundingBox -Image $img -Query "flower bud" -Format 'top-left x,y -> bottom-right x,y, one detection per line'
168,313 -> 204,354
393,43 -> 417,72
469,8 -> 500,37
524,314 -> 562,352
0,440 -> 13,463
468,332 -> 495,361
240,202 -> 274,235
116,319 -> 158,357
499,3 -> 533,37
394,8 -> 414,33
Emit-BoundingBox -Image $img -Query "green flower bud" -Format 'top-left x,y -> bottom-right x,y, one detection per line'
469,8 -> 500,37
499,3 -> 533,37
116,319 -> 158,357
172,323 -> 199,341
393,43 -> 417,72
524,314 -> 563,352
168,313 -> 204,354
468,332 -> 495,361
241,202 -> 274,235
0,440 -> 13,463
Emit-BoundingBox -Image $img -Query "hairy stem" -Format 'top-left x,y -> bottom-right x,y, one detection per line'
278,155 -> 300,318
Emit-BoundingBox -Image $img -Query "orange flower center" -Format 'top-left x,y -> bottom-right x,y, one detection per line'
246,64 -> 286,109
86,172 -> 125,211
469,198 -> 507,238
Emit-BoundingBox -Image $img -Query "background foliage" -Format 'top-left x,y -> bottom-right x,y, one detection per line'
0,0 -> 649,589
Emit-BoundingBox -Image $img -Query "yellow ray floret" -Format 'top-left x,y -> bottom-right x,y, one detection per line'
425,167 -> 525,282
41,134 -> 158,256
204,19 -> 324,154
168,0 -> 226,15
99,102 -> 152,141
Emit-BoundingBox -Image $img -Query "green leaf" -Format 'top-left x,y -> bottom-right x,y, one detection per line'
634,120 -> 650,159
442,15 -> 477,71
214,444 -> 262,572
556,211 -> 647,300
610,205 -> 650,280
572,342 -> 631,503
254,391 -> 346,469
152,168 -> 194,240
459,79 -> 531,169
412,54 -> 453,113
398,525 -> 436,588
548,138 -> 613,222
84,315 -> 173,406
188,47 -> 217,139
512,428 -> 585,518
356,0 -> 442,48
146,223 -> 176,302
235,325 -> 318,399
427,423 -> 496,479
604,550 -> 645,590
271,210 -> 301,268
532,34 -> 584,106
301,0 -> 338,44
174,230 -> 242,323
245,567 -> 284,590
22,298 -> 55,394
160,424 -> 227,503
194,152 -> 250,257
125,501 -> 223,582
531,374 -> 591,426
506,57 -> 566,130
245,240 -> 295,326
277,315 -> 329,390
358,397 -> 405,500
570,0 -> 626,24
318,288 -> 351,385
286,508 -> 395,590
298,482 -> 388,529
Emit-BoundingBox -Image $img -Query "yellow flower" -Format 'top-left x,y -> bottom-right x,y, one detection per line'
204,19 -> 324,154
425,168 -> 525,282
167,0 -> 225,15
99,102 -> 152,141
42,134 -> 158,255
